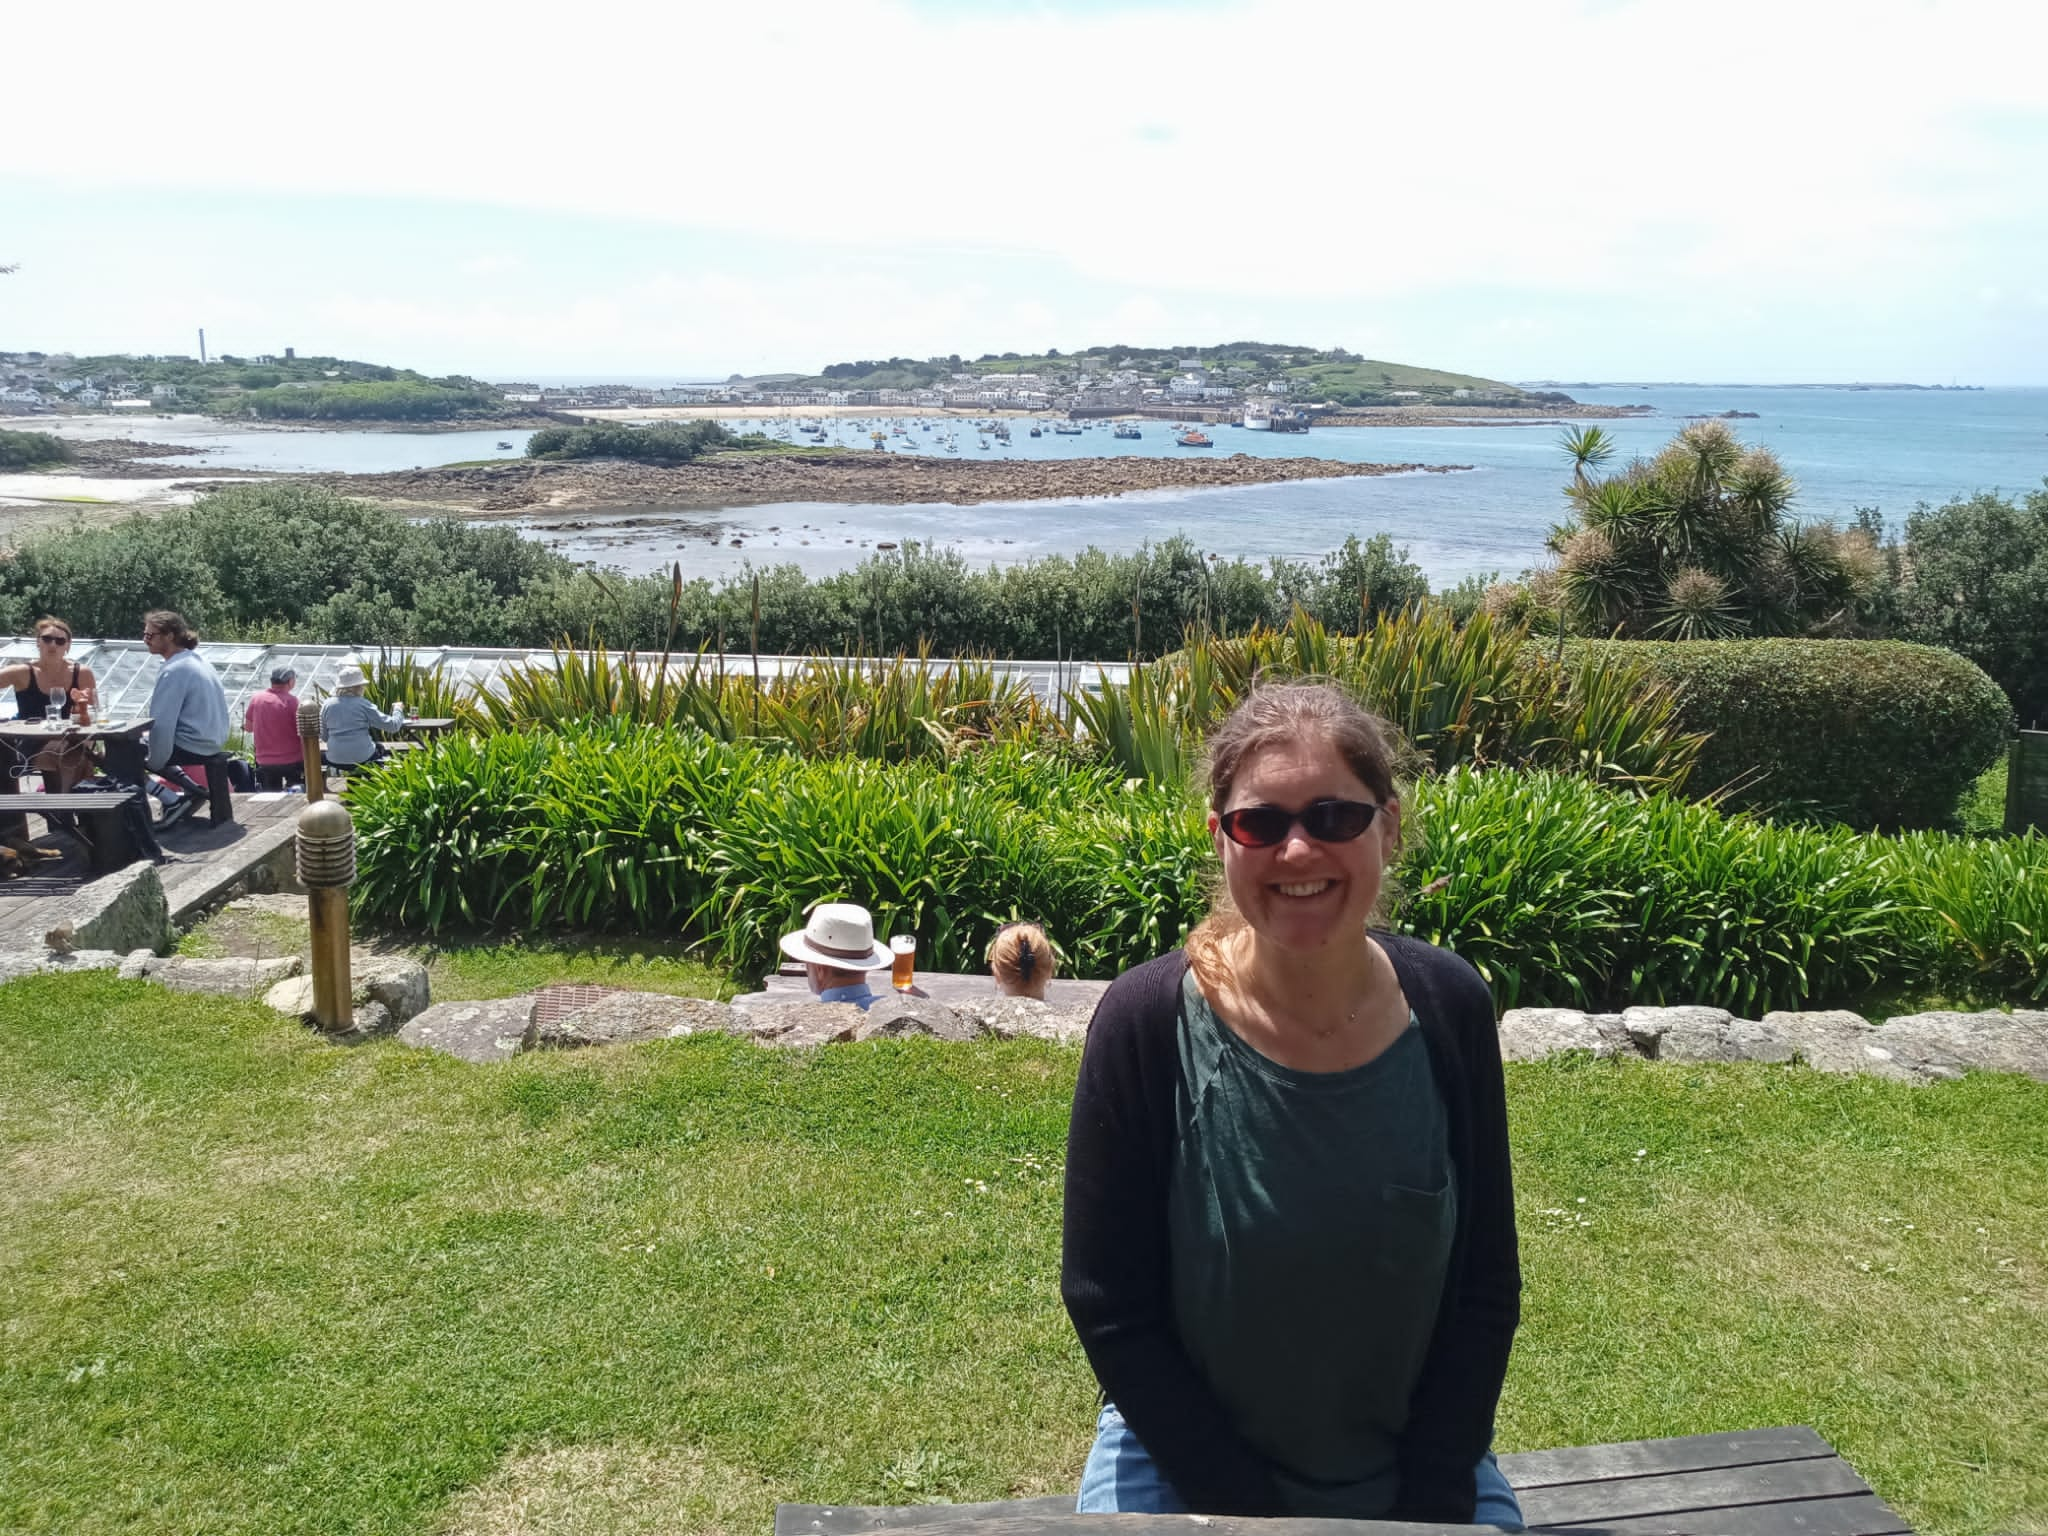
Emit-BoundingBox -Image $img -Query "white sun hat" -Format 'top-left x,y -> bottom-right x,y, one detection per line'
335,664 -> 369,690
778,902 -> 893,970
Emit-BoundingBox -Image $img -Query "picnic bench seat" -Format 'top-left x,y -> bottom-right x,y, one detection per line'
776,1426 -> 1909,1536
9,789 -> 152,875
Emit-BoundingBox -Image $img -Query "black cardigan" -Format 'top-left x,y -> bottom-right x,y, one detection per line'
1059,935 -> 1521,1521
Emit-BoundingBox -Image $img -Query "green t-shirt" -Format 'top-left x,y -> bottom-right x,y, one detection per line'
1167,970 -> 1456,1518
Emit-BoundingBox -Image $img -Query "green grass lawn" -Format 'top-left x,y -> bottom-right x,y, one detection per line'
2,975 -> 2042,1536
176,907 -> 735,1005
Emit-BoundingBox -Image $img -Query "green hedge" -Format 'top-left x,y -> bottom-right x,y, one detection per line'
1563,639 -> 2013,830
346,724 -> 2048,1008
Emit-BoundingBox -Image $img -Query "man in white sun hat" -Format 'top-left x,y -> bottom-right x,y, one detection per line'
779,902 -> 894,1011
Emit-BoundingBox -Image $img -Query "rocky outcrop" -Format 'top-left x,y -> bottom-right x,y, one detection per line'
1498,1004 -> 2048,1081
1869,1010 -> 2048,1081
397,998 -> 536,1064
1500,1008 -> 1632,1062
53,862 -> 174,957
309,452 -> 1470,518
262,953 -> 431,1044
525,992 -> 739,1050
139,953 -> 302,996
0,948 -> 130,982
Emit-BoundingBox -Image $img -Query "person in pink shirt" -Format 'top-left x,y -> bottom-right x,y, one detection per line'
244,666 -> 304,790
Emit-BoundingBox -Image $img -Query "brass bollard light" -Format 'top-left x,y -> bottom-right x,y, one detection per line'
297,798 -> 356,1032
297,697 -> 325,802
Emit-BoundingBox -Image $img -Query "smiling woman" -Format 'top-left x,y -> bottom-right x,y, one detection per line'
1061,682 -> 1521,1524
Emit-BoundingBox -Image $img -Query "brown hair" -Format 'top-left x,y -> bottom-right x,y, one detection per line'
143,609 -> 199,649
33,616 -> 72,642
1185,682 -> 1402,976
989,922 -> 1058,996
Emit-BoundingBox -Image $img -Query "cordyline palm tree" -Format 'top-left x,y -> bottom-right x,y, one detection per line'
1543,420 -> 1875,639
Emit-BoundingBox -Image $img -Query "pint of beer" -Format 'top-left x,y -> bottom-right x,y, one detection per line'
890,934 -> 917,992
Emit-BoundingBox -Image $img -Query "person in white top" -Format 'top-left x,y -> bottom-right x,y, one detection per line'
319,664 -> 405,769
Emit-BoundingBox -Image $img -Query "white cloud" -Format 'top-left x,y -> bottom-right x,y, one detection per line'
7,0 -> 2046,377
10,0 -> 2043,308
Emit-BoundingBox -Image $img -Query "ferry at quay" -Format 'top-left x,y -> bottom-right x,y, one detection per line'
1240,402 -> 1310,433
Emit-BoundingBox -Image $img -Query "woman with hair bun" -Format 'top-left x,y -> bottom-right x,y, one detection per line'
1062,682 -> 1521,1526
989,922 -> 1058,1000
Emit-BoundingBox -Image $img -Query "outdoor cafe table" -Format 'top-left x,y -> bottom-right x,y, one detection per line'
399,717 -> 457,737
0,716 -> 152,787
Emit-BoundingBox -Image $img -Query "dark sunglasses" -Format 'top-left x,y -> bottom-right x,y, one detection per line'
38,634 -> 69,646
1217,798 -> 1382,848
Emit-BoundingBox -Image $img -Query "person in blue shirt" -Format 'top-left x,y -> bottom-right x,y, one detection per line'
320,664 -> 405,770
778,903 -> 894,1011
141,610 -> 231,830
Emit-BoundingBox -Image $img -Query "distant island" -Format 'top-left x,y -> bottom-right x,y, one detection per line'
0,349 -> 557,426
711,341 -> 1601,412
1522,379 -> 1983,391
2,342 -> 1654,428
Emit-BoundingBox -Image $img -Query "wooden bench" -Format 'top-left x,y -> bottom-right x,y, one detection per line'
5,789 -> 150,875
776,1426 -> 1909,1536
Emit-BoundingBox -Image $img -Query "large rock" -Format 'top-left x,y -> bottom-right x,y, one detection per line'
1498,1008 -> 1633,1061
0,948 -> 128,982
350,955 -> 430,1025
262,954 -> 429,1043
398,997 -> 536,1064
958,995 -> 1093,1045
741,1001 -> 868,1049
857,995 -> 980,1042
1756,1010 -> 1908,1078
1622,1005 -> 1734,1059
1872,1010 -> 2048,1082
525,992 -> 739,1050
142,952 -> 302,997
57,861 -> 173,956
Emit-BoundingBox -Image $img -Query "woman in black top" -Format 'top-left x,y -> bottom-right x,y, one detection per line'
1062,683 -> 1522,1524
0,616 -> 100,791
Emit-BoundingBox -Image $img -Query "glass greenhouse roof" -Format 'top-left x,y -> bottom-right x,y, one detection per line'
0,639 -> 1127,722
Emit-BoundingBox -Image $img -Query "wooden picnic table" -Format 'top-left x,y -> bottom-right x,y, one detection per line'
0,716 -> 153,786
399,716 -> 458,736
778,1424 -> 1911,1536
734,968 -> 1109,1011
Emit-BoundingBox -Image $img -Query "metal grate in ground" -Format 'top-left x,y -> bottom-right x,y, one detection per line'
530,983 -> 622,1027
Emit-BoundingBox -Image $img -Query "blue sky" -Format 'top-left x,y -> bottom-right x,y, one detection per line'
5,0 -> 2045,384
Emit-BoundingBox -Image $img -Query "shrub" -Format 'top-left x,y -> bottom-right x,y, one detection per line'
1893,484 -> 2048,728
0,429 -> 72,470
1544,421 -> 1882,639
1076,609 -> 1705,793
348,725 -> 2048,1006
525,421 -> 734,464
1564,638 -> 2013,830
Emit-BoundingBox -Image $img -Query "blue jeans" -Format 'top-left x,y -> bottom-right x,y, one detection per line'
1076,1403 -> 1525,1528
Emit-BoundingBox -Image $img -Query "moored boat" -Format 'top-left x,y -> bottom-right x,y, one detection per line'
1176,428 -> 1213,447
1112,422 -> 1142,439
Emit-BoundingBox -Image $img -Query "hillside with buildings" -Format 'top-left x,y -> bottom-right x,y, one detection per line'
637,343 -> 1566,416
4,343 -> 1584,423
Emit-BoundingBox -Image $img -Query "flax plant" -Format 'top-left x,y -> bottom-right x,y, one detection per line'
347,724 -> 2048,1005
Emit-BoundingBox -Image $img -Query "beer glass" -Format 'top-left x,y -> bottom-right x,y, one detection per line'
890,934 -> 917,992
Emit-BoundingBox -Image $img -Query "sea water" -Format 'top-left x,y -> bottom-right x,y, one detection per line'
529,386 -> 2048,585
33,389 -> 2047,585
